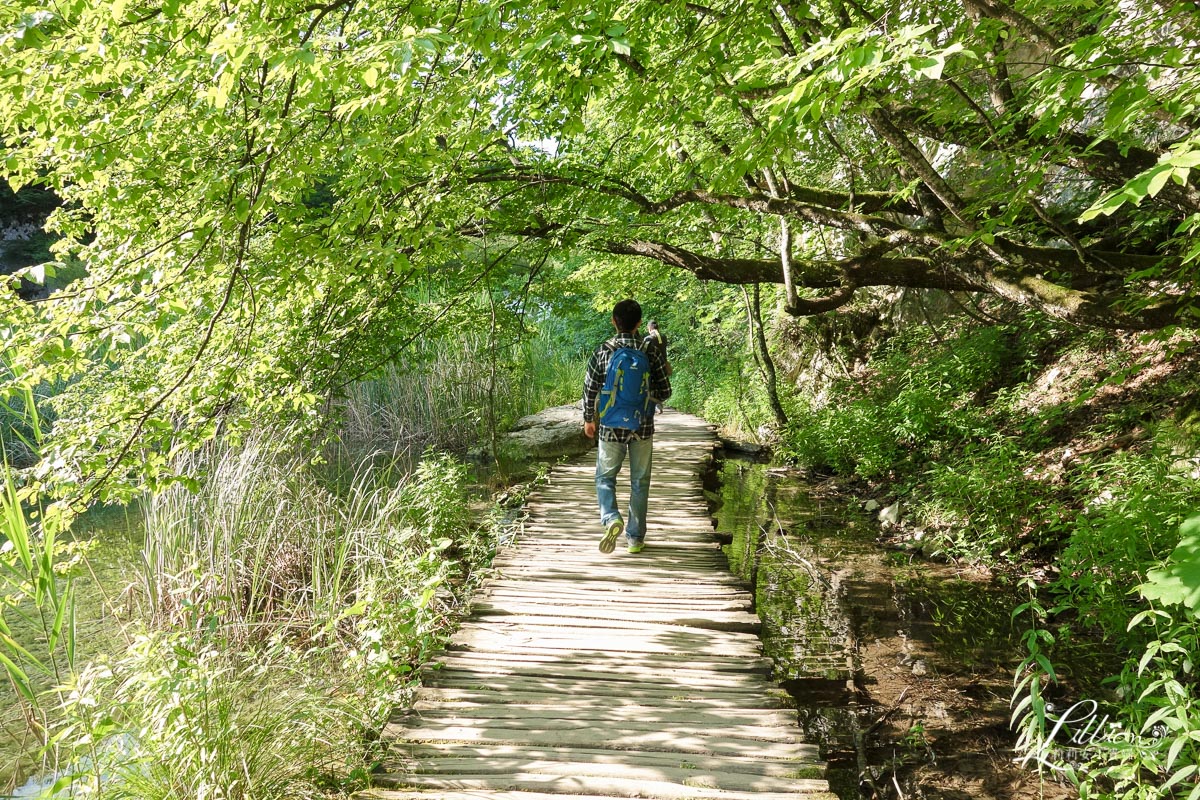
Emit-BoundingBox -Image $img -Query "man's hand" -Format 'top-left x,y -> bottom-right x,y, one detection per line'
584,421 -> 596,439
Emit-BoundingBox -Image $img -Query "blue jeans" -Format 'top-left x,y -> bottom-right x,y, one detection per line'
596,436 -> 653,542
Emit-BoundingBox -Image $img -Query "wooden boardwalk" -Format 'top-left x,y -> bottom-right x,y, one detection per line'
360,412 -> 835,800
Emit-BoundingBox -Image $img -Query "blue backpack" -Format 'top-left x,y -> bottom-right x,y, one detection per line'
598,344 -> 653,430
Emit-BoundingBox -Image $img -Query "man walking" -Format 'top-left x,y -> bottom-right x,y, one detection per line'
582,299 -> 672,555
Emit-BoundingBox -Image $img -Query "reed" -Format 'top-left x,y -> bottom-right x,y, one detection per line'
50,435 -> 483,798
340,334 -> 512,452
137,434 -> 473,636
61,632 -> 363,800
0,454 -> 76,790
340,328 -> 584,453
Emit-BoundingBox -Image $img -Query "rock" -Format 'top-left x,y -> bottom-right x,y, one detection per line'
719,437 -> 769,457
911,660 -> 928,677
864,499 -> 880,512
1171,457 -> 1200,480
504,403 -> 593,460
879,501 -> 901,525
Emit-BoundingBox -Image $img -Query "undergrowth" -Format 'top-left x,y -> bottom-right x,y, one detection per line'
778,309 -> 1200,797
2,435 -> 505,798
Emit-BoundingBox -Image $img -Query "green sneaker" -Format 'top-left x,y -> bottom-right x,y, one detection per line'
600,518 -> 623,554
627,540 -> 645,554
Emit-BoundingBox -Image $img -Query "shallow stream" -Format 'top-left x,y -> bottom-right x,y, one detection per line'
704,454 -> 1076,800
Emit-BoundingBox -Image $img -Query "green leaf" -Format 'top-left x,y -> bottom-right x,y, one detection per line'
1166,765 -> 1198,791
1147,165 -> 1173,198
1140,514 -> 1200,610
363,66 -> 379,88
0,651 -> 34,704
1079,189 -> 1127,222
1169,150 -> 1200,169
1166,736 -> 1190,773
909,54 -> 944,80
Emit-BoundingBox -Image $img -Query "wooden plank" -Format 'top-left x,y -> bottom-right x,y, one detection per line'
382,757 -> 820,789
428,650 -> 774,674
465,607 -> 762,633
448,631 -> 762,658
421,674 -> 781,701
405,703 -> 799,728
389,717 -> 803,744
487,568 -> 748,587
380,724 -> 818,759
423,662 -> 775,691
480,580 -> 750,598
385,744 -> 819,776
372,772 -> 831,798
482,582 -> 740,595
360,791 -> 836,800
388,743 -> 820,777
477,594 -> 755,612
416,688 -> 795,710
455,613 -> 757,631
490,558 -> 736,573
362,785 -> 836,800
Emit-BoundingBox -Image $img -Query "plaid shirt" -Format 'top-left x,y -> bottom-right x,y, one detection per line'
583,332 -> 672,442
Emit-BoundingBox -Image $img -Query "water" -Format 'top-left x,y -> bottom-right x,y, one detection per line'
0,502 -> 143,794
706,456 -> 1049,799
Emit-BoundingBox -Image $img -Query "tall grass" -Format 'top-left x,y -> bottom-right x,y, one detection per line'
0,459 -> 78,791
138,434 -> 479,638
6,317 -> 582,795
523,328 -> 586,411
340,328 -> 583,453
42,435 -> 489,799
60,633 -> 363,800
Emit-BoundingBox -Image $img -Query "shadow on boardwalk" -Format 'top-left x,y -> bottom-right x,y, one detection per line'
359,412 -> 837,800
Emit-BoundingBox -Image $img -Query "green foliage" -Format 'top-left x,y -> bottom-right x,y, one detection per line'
0,369 -> 45,469
0,450 -> 79,767
783,323 -> 1021,484
58,633 -> 361,800
1140,514 -> 1200,611
918,437 -> 1058,561
1040,439 -> 1200,656
0,0 -> 1198,506
32,438 -> 490,797
777,312 -> 1200,800
0,0 -> 1198,794
1012,519 -> 1200,799
340,324 -> 583,455
138,435 -> 477,636
523,327 -> 587,412
1092,608 -> 1200,800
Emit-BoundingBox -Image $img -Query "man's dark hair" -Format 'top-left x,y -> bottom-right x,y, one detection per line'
612,299 -> 642,332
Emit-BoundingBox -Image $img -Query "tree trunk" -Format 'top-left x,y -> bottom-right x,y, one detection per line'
744,285 -> 789,430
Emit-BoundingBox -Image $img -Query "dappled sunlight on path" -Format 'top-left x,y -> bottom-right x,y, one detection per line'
361,412 -> 835,800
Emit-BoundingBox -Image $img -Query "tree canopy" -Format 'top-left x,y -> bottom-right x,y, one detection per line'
2,0 -> 1199,499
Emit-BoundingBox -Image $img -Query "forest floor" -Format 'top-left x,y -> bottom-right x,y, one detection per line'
853,565 -> 1074,800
